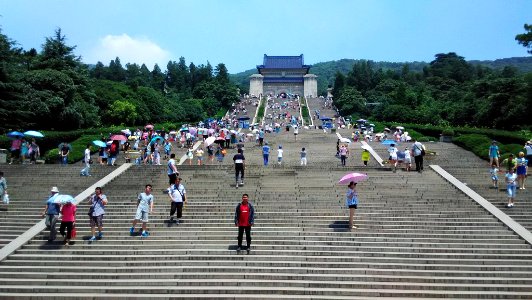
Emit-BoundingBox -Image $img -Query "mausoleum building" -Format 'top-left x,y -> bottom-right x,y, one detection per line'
249,54 -> 318,98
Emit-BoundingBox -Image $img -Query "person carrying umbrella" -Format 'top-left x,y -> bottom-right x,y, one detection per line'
59,197 -> 76,246
59,141 -> 71,165
346,182 -> 359,229
41,187 -> 61,242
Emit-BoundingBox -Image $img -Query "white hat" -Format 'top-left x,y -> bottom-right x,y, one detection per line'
50,187 -> 59,193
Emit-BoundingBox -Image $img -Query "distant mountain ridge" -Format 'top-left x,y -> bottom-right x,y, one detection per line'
230,56 -> 532,94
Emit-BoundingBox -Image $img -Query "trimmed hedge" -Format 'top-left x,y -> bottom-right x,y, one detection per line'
300,98 -> 311,125
43,134 -> 102,164
453,134 -> 526,162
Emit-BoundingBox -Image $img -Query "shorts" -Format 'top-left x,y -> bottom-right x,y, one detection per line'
507,185 -> 517,198
405,158 -> 411,164
348,204 -> 358,209
278,157 -> 282,162
10,149 -> 20,158
135,208 -> 149,223
90,214 -> 104,227
517,166 -> 527,175
197,156 -> 203,161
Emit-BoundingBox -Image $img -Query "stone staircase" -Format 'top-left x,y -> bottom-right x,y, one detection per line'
0,164 -> 114,248
0,128 -> 531,298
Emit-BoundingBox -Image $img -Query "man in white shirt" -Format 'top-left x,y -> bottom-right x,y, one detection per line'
167,177 -> 186,224
81,144 -> 91,176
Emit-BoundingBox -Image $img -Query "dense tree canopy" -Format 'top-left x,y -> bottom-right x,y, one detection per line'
0,28 -> 239,132
333,53 -> 531,130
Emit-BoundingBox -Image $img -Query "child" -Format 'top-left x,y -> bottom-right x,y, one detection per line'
404,147 -> 412,172
490,164 -> 499,189
300,147 -> 307,166
361,149 -> 370,166
273,145 -> 282,165
506,168 -> 517,208
186,147 -> 194,166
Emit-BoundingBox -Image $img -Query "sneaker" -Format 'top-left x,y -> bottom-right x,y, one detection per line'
89,236 -> 96,242
97,232 -> 103,239
235,184 -> 238,189
236,246 -> 242,252
130,227 -> 135,235
175,219 -> 180,225
352,225 -> 358,229
141,231 -> 149,237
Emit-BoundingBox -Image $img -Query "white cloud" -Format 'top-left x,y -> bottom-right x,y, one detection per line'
85,34 -> 171,68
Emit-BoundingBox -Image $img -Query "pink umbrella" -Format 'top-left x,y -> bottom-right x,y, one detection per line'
338,173 -> 368,185
145,124 -> 154,130
110,135 -> 127,141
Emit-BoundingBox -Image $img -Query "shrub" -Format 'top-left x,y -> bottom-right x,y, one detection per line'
442,129 -> 455,136
453,134 -> 492,161
43,134 -> 101,164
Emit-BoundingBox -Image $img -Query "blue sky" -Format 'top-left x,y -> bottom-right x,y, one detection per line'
0,0 -> 530,73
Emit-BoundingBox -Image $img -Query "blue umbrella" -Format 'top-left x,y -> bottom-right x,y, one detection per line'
53,194 -> 75,204
92,140 -> 106,148
7,131 -> 24,138
24,130 -> 44,138
381,140 -> 398,146
150,136 -> 164,144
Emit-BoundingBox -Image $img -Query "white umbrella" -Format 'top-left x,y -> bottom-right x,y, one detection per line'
252,129 -> 259,133
340,138 -> 351,143
304,126 -> 309,129
121,129 -> 131,135
246,133 -> 254,137
396,126 -> 405,130
169,131 -> 177,135
204,136 -> 216,147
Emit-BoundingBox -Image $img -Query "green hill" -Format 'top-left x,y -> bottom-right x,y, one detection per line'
231,56 -> 532,95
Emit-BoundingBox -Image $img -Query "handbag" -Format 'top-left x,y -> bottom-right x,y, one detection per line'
71,224 -> 77,238
87,205 -> 94,216
2,194 -> 9,205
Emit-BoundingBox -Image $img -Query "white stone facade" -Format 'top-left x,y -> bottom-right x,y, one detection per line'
249,74 -> 263,97
304,74 -> 318,98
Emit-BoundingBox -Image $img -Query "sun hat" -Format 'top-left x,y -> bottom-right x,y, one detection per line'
50,187 -> 59,193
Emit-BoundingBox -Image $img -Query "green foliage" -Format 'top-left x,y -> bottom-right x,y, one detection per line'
300,98 -> 311,125
453,134 -> 492,160
256,97 -> 266,121
515,23 -> 532,54
42,133 -> 100,164
441,129 -> 455,136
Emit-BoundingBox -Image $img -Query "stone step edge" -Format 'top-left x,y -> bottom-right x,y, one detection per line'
430,165 -> 532,245
0,163 -> 133,262
0,285 -> 531,296
1,277 -> 531,289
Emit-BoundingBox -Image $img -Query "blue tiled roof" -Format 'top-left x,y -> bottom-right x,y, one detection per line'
263,77 -> 304,83
257,54 -> 311,70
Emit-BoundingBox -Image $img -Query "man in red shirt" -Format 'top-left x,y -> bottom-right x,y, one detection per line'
234,194 -> 255,254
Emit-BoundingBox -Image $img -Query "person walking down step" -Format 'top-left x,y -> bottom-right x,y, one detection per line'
0,171 -> 8,208
233,148 -> 245,189
234,193 -> 255,254
277,145 -> 283,165
59,200 -> 76,246
88,187 -> 108,242
300,147 -> 307,166
168,177 -> 187,225
345,182 -> 359,230
41,187 -> 60,242
506,168 -> 517,208
130,184 -> 154,237
262,142 -> 270,166
80,144 -> 91,176
167,154 -> 179,185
